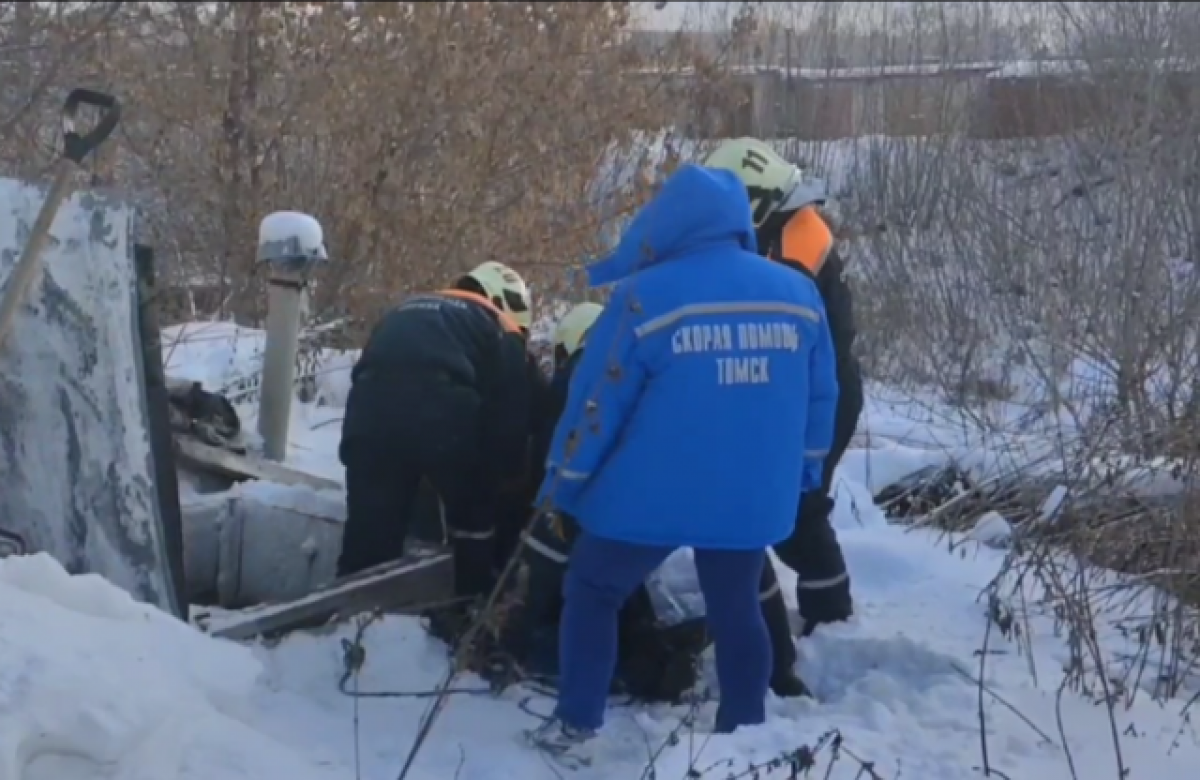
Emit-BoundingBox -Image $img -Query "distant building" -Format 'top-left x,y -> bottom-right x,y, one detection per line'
626,57 -> 1200,140
975,58 -> 1200,139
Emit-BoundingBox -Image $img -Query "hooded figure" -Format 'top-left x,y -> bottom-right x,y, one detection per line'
516,297 -> 809,699
705,138 -> 862,637
525,164 -> 839,766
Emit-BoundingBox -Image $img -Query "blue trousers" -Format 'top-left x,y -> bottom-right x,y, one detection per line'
555,532 -> 770,733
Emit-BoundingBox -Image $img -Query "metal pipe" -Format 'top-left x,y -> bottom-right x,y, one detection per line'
259,272 -> 306,461
253,211 -> 328,462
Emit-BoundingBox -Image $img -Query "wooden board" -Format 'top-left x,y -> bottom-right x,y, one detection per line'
203,544 -> 453,641
174,436 -> 342,493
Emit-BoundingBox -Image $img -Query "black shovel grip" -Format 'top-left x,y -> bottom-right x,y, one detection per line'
62,88 -> 121,164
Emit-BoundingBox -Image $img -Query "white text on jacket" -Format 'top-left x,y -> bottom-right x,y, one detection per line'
670,321 -> 800,385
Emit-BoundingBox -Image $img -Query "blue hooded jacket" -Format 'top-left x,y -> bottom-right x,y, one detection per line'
537,164 -> 839,550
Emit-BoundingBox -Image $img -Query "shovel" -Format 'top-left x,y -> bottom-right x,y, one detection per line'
0,88 -> 121,352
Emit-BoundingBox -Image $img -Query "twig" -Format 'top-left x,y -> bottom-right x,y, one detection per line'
950,662 -> 1060,748
975,606 -> 997,776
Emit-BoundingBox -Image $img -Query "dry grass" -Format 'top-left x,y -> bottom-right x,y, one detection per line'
1,2 -> 759,336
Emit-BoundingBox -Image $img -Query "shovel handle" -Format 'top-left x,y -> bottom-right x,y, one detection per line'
62,88 -> 121,164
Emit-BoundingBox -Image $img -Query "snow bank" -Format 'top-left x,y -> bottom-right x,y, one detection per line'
162,320 -> 357,408
160,307 -> 566,406
0,554 -> 337,780
123,247 -> 1200,780
242,470 -> 1200,780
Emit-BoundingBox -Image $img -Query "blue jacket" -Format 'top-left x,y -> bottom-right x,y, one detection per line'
537,164 -> 840,550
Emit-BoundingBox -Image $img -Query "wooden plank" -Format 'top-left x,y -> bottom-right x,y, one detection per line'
174,435 -> 342,493
204,545 -> 453,641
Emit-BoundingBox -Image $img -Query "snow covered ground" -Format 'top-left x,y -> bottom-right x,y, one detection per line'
1,320 -> 1197,780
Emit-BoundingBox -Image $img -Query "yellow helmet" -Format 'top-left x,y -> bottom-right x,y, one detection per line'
553,302 -> 604,357
465,261 -> 532,330
703,138 -> 827,227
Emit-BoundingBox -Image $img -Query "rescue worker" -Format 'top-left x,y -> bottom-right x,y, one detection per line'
336,261 -> 533,605
705,138 -> 862,636
503,303 -> 605,672
491,329 -> 554,572
534,302 -> 605,465
525,163 -> 839,764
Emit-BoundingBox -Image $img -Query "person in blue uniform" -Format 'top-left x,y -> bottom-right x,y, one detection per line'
525,163 -> 839,766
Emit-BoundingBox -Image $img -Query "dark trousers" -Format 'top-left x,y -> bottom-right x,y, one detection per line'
758,560 -> 799,672
493,481 -> 537,573
770,378 -> 861,632
772,493 -> 852,631
337,436 -> 498,598
556,532 -> 769,733
508,513 -> 577,657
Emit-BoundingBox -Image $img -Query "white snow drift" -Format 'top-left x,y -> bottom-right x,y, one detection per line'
4,476 -> 1199,779
0,554 -> 340,780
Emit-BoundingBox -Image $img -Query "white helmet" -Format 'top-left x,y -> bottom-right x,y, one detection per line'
464,261 -> 532,330
257,211 -> 329,266
553,302 -> 604,357
703,138 -> 828,227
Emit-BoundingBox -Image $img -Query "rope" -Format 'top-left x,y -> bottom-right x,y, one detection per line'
338,612 -> 496,700
337,609 -> 638,700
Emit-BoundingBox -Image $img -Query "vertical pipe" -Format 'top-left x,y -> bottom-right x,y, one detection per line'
255,210 -> 327,462
258,271 -> 305,462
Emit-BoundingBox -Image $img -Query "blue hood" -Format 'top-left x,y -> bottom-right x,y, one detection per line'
585,164 -> 758,288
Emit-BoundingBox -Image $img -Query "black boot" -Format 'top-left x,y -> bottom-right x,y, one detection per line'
778,493 -> 853,636
761,564 -> 811,698
796,573 -> 853,637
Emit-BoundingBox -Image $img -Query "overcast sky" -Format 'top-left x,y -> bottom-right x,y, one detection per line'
629,2 -> 865,31
629,3 -> 1022,32
630,2 -> 738,31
